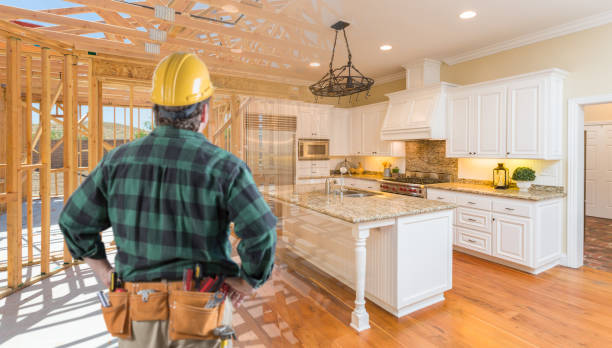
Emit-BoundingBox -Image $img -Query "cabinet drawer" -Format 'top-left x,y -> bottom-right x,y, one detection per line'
456,207 -> 491,233
492,199 -> 532,218
427,189 -> 456,203
357,181 -> 380,191
455,227 -> 491,254
457,194 -> 492,211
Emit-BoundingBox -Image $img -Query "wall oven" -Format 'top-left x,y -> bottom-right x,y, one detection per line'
298,139 -> 329,160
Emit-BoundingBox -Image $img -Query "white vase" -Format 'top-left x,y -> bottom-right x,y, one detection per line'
515,181 -> 532,192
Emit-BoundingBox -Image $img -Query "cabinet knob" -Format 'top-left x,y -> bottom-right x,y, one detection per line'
492,217 -> 496,221
506,152 -> 510,155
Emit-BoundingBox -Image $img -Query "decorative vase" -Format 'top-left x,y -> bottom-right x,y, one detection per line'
516,181 -> 532,192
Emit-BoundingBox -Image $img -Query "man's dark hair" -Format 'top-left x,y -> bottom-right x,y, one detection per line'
153,99 -> 208,132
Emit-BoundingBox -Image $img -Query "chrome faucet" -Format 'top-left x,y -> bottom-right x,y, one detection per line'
325,178 -> 336,194
339,166 -> 348,194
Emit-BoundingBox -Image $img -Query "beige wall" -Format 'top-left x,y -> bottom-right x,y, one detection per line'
584,103 -> 612,122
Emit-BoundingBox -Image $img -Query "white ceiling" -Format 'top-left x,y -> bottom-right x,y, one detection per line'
305,0 -> 612,79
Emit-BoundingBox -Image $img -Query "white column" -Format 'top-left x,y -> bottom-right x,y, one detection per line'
350,226 -> 370,331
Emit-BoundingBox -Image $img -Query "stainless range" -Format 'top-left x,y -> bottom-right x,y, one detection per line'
380,172 -> 452,198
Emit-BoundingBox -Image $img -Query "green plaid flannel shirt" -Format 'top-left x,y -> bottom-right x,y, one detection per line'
59,126 -> 277,288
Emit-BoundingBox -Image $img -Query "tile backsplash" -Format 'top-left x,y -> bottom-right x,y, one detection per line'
405,140 -> 458,179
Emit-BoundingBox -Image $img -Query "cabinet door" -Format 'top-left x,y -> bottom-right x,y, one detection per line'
350,112 -> 363,155
362,110 -> 379,155
317,109 -> 330,138
375,106 -> 393,156
329,109 -> 350,156
507,79 -> 544,158
492,213 -> 530,265
298,108 -> 313,138
447,94 -> 472,157
475,86 -> 506,157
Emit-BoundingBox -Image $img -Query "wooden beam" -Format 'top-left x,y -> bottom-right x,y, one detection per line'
62,54 -> 75,264
39,49 -> 51,275
25,55 -> 34,264
6,36 -> 23,289
129,85 -> 134,141
64,0 -> 327,58
0,19 -> 72,54
87,58 -> 99,171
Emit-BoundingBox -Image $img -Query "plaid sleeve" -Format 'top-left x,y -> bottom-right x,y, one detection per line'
226,164 -> 277,289
59,158 -> 111,260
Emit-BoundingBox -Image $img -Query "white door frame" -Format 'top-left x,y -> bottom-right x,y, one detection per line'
567,94 -> 612,268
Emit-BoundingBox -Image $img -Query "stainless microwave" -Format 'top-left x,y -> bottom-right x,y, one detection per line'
298,139 -> 329,160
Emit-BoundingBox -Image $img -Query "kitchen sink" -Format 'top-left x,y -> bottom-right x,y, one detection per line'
339,190 -> 378,197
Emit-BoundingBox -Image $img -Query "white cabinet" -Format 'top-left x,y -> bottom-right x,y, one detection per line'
330,108 -> 350,156
296,160 -> 330,181
350,112 -> 364,155
427,188 -> 563,274
343,178 -> 381,191
446,69 -> 567,160
447,93 -> 471,157
492,213 -> 530,265
506,79 -> 543,158
349,103 -> 405,157
298,104 -> 331,139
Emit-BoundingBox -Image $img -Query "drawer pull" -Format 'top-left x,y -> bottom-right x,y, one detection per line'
437,197 -> 444,200
467,218 -> 477,222
467,239 -> 477,243
505,207 -> 515,211
467,201 -> 476,205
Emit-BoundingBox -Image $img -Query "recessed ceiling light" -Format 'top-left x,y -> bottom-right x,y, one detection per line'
309,62 -> 320,67
459,10 -> 477,19
230,48 -> 242,54
221,4 -> 239,14
379,44 -> 392,51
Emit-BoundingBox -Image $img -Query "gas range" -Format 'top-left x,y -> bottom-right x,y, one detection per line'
380,172 -> 452,198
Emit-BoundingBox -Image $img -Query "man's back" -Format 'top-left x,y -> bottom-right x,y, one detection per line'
60,125 -> 277,287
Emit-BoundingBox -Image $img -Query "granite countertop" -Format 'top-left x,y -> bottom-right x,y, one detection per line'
266,185 -> 455,224
298,173 -> 387,182
426,182 -> 566,201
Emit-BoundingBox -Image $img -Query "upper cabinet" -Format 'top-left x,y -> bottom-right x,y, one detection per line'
330,108 -> 351,156
446,69 -> 567,160
350,102 -> 405,157
298,104 -> 331,139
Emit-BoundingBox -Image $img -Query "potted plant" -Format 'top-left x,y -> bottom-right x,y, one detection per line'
512,167 -> 536,192
391,166 -> 400,178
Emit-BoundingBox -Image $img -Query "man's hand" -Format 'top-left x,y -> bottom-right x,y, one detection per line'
83,257 -> 113,289
224,277 -> 255,308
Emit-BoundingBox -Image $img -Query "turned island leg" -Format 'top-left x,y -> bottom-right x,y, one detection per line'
350,226 -> 370,332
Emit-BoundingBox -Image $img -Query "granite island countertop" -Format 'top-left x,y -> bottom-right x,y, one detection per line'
266,186 -> 455,224
426,182 -> 566,201
297,173 -> 386,182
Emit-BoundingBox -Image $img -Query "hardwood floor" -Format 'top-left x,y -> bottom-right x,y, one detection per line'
584,216 -> 612,273
231,245 -> 612,347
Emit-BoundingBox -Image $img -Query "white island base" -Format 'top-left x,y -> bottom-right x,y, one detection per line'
275,200 -> 454,331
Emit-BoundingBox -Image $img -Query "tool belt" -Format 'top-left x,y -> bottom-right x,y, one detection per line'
100,281 -> 227,341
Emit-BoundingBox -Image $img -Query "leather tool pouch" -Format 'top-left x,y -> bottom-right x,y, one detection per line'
168,290 -> 226,341
129,290 -> 169,321
101,292 -> 132,339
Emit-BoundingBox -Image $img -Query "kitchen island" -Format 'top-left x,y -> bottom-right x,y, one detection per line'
267,185 -> 455,331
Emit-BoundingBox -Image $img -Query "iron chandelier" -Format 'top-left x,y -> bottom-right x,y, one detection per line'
309,21 -> 374,100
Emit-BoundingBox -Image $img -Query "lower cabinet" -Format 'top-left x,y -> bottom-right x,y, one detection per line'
428,188 -> 562,274
491,213 -> 530,265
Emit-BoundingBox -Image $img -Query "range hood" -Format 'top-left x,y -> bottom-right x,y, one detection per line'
381,59 -> 455,141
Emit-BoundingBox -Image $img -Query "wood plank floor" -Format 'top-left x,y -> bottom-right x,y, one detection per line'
232,244 -> 612,347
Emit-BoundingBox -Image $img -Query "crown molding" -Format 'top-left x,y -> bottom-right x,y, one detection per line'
443,10 -> 612,66
375,71 -> 405,84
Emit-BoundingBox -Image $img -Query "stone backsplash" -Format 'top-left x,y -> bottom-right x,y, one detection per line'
405,140 -> 458,180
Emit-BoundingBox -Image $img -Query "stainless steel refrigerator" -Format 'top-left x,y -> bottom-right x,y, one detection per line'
244,113 -> 296,188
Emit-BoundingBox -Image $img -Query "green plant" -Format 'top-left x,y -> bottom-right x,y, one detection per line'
512,167 -> 536,181
392,166 -> 400,173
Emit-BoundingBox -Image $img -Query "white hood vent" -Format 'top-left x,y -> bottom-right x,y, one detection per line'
381,59 -> 455,141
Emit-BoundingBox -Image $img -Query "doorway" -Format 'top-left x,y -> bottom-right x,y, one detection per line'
584,103 -> 612,272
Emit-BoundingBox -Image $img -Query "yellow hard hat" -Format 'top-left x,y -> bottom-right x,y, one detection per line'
151,52 -> 214,106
